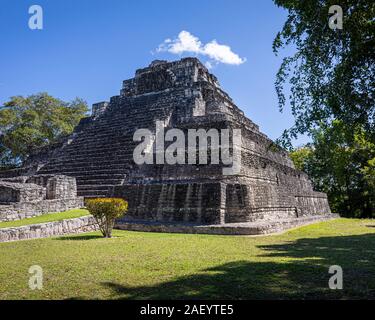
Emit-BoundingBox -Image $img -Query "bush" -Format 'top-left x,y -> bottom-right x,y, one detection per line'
85,198 -> 128,238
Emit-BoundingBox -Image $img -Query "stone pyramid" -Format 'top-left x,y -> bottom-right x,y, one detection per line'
13,58 -> 333,231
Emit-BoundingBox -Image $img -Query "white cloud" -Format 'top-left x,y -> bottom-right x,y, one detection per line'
156,31 -> 246,67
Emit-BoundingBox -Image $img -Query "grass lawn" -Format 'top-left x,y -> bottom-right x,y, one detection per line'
0,209 -> 90,229
0,218 -> 374,300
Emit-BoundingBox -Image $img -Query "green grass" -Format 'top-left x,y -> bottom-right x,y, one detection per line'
0,218 -> 375,300
0,209 -> 90,229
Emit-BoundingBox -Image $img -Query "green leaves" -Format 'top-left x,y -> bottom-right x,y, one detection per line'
290,146 -> 313,171
0,93 -> 88,169
273,0 -> 375,146
276,0 -> 374,217
86,198 -> 128,238
290,121 -> 375,217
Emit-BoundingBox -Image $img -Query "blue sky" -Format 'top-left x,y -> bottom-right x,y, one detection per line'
0,0 -> 307,145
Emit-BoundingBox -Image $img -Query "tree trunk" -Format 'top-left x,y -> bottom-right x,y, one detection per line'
105,219 -> 113,238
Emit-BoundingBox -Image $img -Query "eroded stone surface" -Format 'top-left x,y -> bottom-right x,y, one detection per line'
0,181 -> 45,203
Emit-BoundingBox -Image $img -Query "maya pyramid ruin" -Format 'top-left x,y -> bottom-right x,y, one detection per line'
0,58 -> 335,234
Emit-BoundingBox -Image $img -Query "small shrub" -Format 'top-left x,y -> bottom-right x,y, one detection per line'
85,198 -> 128,238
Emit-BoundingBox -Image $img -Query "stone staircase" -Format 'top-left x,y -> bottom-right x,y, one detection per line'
36,95 -> 175,198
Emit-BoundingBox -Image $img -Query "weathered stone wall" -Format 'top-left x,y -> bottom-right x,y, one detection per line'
225,182 -> 298,223
295,193 -> 331,216
0,182 -> 45,203
0,215 -> 98,242
0,198 -> 84,222
114,182 -> 225,224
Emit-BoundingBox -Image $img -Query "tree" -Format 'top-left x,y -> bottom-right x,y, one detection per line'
0,93 -> 88,169
273,0 -> 374,148
290,146 -> 313,171
85,198 -> 128,238
290,121 -> 375,217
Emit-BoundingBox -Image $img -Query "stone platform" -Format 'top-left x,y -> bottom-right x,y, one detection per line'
115,214 -> 339,236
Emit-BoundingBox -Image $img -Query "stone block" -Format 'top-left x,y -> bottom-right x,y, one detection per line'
0,182 -> 45,203
27,175 -> 77,199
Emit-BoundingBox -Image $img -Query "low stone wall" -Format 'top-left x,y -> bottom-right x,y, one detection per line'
0,216 -> 98,242
115,214 -> 339,236
0,198 -> 84,222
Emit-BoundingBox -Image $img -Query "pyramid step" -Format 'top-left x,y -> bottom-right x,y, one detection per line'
70,136 -> 134,145
37,168 -> 128,175
63,143 -> 136,154
75,178 -> 124,185
43,160 -> 129,169
51,154 -> 132,163
78,184 -> 116,191
78,191 -> 109,198
41,163 -> 129,171
74,174 -> 125,180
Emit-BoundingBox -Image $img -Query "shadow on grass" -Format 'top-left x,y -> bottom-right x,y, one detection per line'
85,233 -> 375,300
55,234 -> 103,241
